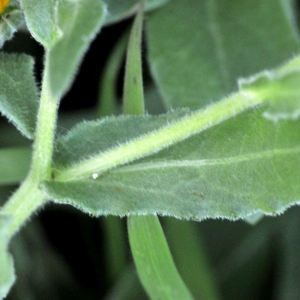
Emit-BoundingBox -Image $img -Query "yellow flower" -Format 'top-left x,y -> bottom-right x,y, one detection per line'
0,0 -> 10,14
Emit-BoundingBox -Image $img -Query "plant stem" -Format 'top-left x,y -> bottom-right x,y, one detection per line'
1,52 -> 59,239
1,179 -> 44,239
29,63 -> 58,182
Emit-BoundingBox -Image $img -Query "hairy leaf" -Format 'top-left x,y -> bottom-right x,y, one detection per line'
0,0 -> 23,48
146,0 -> 300,109
240,55 -> 300,121
44,107 -> 300,220
53,110 -> 188,168
20,0 -> 62,48
103,0 -> 168,25
0,53 -> 39,139
0,213 -> 15,299
46,0 -> 107,99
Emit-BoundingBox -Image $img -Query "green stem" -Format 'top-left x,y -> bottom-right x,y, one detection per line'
29,63 -> 58,182
1,52 -> 59,239
55,92 -> 261,181
1,179 -> 44,239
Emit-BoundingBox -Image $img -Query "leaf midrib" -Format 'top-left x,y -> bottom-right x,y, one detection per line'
114,145 -> 300,173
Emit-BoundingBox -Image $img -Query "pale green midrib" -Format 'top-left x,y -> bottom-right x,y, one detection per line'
114,146 -> 300,172
54,92 -> 261,181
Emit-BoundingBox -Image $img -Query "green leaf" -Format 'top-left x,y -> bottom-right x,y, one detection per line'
103,0 -> 168,25
98,32 -> 128,117
123,1 -> 145,115
0,1 -> 23,49
0,53 -> 39,139
239,55 -> 300,121
146,0 -> 300,109
44,107 -> 300,220
128,215 -> 193,299
52,110 -> 188,168
45,0 -> 107,99
0,147 -> 31,185
19,0 -> 62,48
0,213 -> 15,299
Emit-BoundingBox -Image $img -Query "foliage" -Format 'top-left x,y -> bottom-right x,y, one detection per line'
0,0 -> 300,299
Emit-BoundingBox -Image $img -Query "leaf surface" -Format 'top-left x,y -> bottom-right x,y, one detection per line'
44,107 -> 300,220
0,0 -> 23,48
19,0 -> 62,48
0,147 -> 31,185
0,53 -> 39,139
53,110 -> 188,168
103,0 -> 168,25
0,213 -> 15,299
146,0 -> 300,109
240,55 -> 300,121
45,0 -> 107,99
128,215 -> 193,299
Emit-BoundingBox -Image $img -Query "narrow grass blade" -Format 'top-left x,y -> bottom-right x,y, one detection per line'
128,215 -> 193,299
98,32 -> 128,117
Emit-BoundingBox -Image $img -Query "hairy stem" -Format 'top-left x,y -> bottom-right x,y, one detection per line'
2,52 -> 58,239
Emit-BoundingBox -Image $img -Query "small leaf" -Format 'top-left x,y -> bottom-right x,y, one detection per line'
44,108 -> 300,220
46,0 -> 107,99
0,53 -> 39,139
19,0 -> 62,48
146,0 -> 300,109
239,55 -> 300,121
103,0 -> 168,25
0,213 -> 15,299
0,1 -> 23,48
